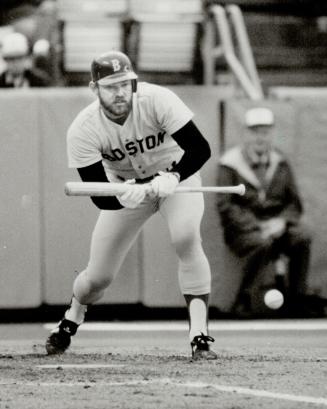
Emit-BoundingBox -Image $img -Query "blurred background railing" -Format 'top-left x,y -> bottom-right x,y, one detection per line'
2,0 -> 327,88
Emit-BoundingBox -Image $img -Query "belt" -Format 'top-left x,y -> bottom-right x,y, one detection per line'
135,174 -> 158,184
117,174 -> 158,184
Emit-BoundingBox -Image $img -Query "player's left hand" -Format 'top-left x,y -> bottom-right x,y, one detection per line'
150,171 -> 180,197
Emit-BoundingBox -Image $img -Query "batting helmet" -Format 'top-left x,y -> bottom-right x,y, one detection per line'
91,51 -> 138,86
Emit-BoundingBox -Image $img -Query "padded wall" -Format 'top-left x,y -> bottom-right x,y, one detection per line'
0,92 -> 42,307
274,93 -> 327,296
2,87 -> 327,310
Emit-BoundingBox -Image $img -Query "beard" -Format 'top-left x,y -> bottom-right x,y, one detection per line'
98,92 -> 131,119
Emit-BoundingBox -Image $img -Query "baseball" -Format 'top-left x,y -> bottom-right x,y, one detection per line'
264,289 -> 284,309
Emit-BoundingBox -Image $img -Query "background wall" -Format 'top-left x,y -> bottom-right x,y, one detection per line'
1,86 -> 326,310
0,92 -> 42,308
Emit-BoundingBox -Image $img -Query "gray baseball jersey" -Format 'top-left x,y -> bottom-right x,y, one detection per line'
67,82 -> 193,182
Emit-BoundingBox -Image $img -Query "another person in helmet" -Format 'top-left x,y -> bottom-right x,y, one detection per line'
45,51 -> 217,360
0,32 -> 51,87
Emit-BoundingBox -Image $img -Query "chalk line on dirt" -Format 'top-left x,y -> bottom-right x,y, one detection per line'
35,364 -> 125,369
1,378 -> 326,406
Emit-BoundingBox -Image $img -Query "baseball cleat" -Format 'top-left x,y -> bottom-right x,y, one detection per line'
191,333 -> 218,360
45,319 -> 79,355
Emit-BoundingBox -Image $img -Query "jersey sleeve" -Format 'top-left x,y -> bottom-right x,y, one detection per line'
153,86 -> 194,134
67,122 -> 103,168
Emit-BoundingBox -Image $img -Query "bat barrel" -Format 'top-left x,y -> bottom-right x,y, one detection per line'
175,184 -> 245,195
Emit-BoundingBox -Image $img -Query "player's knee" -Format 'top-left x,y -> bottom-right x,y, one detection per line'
171,230 -> 202,259
91,276 -> 113,292
83,272 -> 113,293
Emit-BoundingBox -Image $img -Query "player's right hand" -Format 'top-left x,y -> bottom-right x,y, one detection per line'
149,171 -> 180,197
116,179 -> 147,209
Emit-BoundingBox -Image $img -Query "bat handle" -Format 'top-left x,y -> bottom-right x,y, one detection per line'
145,183 -> 155,197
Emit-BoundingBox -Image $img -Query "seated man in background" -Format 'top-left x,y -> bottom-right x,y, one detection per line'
217,107 -> 317,317
0,32 -> 51,87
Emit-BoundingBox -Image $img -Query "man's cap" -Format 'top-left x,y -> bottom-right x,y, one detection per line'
1,32 -> 29,59
245,107 -> 274,127
91,51 -> 137,86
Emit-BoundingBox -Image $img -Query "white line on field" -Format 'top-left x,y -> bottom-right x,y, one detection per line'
1,379 -> 326,406
35,364 -> 125,369
43,319 -> 327,332
166,379 -> 327,406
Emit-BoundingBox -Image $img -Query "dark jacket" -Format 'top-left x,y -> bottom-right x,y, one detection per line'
0,68 -> 51,87
217,146 -> 303,253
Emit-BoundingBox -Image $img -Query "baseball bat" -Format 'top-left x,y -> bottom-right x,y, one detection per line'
64,182 -> 246,196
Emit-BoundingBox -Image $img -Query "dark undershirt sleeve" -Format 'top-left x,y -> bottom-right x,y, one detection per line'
77,162 -> 123,210
170,120 -> 211,181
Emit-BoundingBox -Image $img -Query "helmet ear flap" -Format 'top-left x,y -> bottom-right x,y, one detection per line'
132,79 -> 137,92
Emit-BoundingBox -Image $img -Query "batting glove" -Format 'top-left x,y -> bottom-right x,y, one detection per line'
116,179 -> 147,209
150,171 -> 180,197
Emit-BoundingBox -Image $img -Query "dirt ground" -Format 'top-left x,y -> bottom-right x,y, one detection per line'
0,321 -> 326,409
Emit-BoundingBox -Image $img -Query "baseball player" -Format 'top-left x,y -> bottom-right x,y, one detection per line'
45,51 -> 217,360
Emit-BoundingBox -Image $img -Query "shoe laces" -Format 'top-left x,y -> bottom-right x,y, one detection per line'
191,332 -> 215,351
